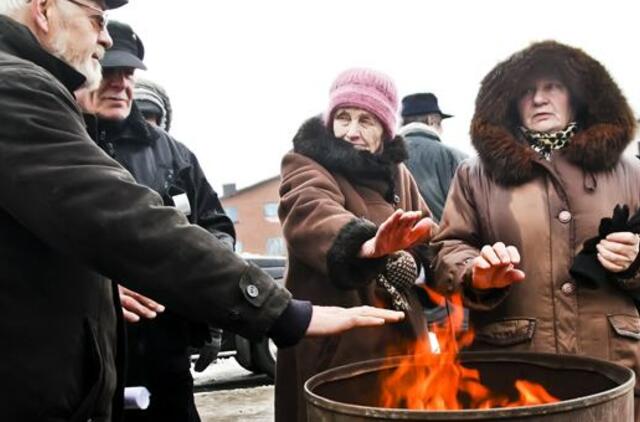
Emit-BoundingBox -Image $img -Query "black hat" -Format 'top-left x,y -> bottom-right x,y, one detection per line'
401,93 -> 452,119
105,0 -> 128,10
102,21 -> 146,70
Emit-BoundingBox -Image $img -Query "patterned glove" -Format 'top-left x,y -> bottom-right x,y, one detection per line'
375,250 -> 418,311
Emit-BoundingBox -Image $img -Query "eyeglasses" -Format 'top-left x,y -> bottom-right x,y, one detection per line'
62,0 -> 108,32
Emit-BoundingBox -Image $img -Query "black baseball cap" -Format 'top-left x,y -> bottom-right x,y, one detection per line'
102,21 -> 147,70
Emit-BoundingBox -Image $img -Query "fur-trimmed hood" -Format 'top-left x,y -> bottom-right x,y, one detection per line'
471,40 -> 636,186
292,116 -> 408,200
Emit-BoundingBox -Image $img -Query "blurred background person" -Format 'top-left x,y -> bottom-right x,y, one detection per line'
276,68 -> 438,422
430,41 -> 640,420
399,92 -> 467,223
134,77 -> 172,131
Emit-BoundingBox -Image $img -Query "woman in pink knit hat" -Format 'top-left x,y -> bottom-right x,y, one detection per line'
275,68 -> 438,421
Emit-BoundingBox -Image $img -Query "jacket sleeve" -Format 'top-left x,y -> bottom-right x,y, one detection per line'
0,65 -> 296,342
177,141 -> 236,250
429,161 -> 509,310
279,152 -> 386,289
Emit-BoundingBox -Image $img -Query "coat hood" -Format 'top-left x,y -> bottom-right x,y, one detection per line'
471,40 -> 636,186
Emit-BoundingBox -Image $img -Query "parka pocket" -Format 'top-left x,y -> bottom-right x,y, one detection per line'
607,314 -> 640,340
69,319 -> 105,422
475,318 -> 536,347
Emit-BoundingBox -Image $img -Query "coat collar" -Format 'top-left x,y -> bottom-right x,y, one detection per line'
99,103 -> 157,145
0,15 -> 86,94
398,122 -> 441,141
471,41 -> 636,186
292,116 -> 408,201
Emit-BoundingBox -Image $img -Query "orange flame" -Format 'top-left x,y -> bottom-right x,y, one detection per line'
380,287 -> 559,410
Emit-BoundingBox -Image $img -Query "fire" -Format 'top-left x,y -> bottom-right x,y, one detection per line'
379,288 -> 559,410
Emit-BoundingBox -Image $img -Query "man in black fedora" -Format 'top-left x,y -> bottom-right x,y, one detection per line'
399,93 -> 467,222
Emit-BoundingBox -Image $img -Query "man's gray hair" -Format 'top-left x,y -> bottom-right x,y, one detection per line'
0,0 -> 31,17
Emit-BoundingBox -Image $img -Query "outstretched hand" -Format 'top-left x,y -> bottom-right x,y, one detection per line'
359,209 -> 437,259
471,242 -> 526,290
305,305 -> 405,336
118,285 -> 166,323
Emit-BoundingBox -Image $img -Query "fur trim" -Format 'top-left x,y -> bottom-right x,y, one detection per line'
292,116 -> 407,201
471,41 -> 636,186
326,218 -> 387,290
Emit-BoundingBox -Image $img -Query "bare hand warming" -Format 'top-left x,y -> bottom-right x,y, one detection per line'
305,305 -> 405,336
359,209 -> 437,259
471,242 -> 526,290
118,285 -> 166,323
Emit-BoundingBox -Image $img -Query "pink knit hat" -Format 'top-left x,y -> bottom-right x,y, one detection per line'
325,67 -> 399,139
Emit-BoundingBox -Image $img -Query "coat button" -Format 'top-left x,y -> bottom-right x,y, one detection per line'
246,284 -> 259,298
558,210 -> 572,223
393,194 -> 401,204
561,282 -> 575,295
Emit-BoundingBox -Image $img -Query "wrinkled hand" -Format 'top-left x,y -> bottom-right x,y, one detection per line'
118,285 -> 165,323
305,305 -> 405,336
359,209 -> 437,258
597,232 -> 640,272
471,242 -> 526,290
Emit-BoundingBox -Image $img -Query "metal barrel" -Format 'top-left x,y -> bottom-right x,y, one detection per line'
305,351 -> 635,421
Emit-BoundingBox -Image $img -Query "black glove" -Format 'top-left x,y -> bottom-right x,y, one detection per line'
570,204 -> 640,289
194,327 -> 222,372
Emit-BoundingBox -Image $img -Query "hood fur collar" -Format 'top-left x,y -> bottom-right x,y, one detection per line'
471,40 -> 636,186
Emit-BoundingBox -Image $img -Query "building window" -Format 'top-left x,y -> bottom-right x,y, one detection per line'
263,202 -> 279,222
225,206 -> 239,223
265,237 -> 286,256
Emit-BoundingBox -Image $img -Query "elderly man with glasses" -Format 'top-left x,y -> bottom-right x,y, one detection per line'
0,1 -> 404,421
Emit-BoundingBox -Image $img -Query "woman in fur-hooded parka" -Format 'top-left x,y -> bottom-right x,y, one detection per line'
431,41 -> 640,417
276,68 -> 435,422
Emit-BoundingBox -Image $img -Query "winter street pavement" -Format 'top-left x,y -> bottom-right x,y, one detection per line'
192,356 -> 274,421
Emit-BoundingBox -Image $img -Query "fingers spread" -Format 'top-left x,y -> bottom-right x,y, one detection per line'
492,242 -> 510,264
480,245 -> 500,266
506,245 -> 521,264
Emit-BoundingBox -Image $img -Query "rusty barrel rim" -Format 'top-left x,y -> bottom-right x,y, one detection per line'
304,351 -> 635,420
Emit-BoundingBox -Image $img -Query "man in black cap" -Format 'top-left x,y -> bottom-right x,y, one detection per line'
399,93 -> 468,222
0,2 -> 403,420
79,21 -> 230,421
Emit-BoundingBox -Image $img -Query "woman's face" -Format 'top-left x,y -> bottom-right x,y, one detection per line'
517,77 -> 574,133
332,107 -> 384,153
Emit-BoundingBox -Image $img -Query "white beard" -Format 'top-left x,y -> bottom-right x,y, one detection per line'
49,28 -> 103,90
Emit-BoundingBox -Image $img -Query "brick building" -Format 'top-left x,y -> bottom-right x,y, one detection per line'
220,176 -> 286,256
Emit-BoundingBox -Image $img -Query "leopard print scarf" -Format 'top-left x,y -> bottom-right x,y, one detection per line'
520,122 -> 578,160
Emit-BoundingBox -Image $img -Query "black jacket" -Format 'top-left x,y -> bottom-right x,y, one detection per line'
90,107 -> 234,404
89,106 -> 235,249
0,16 -> 307,422
400,123 -> 468,222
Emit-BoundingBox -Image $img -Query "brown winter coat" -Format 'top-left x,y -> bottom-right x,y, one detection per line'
431,41 -> 640,401
276,117 -> 431,422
